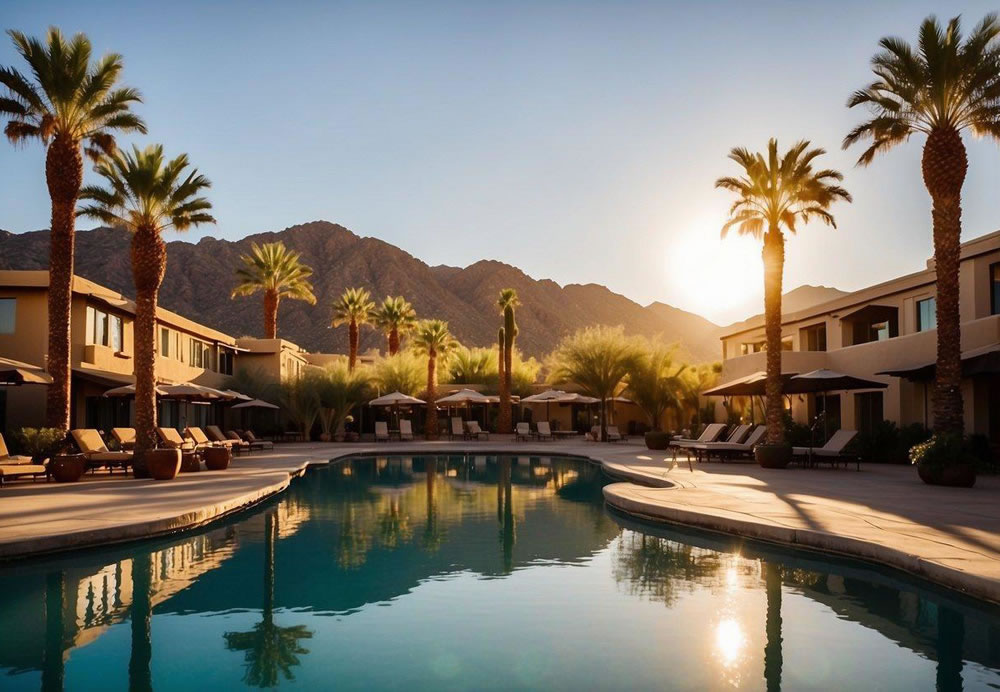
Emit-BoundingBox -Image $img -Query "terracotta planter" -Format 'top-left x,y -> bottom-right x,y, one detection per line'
644,431 -> 672,450
49,454 -> 87,483
755,443 -> 792,469
180,452 -> 202,473
203,447 -> 231,471
917,462 -> 976,488
147,449 -> 181,481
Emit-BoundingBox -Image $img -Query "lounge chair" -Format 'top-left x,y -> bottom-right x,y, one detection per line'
669,423 -> 727,449
186,427 -> 226,449
70,429 -> 132,473
605,425 -> 627,443
399,419 -> 414,441
685,425 -> 768,464
586,425 -> 600,442
111,427 -> 136,451
228,430 -> 268,452
0,433 -> 47,486
375,421 -> 390,442
241,430 -> 274,450
207,425 -> 249,454
793,430 -> 860,470
450,417 -> 469,440
536,421 -> 553,441
515,422 -> 534,441
157,427 -> 198,451
465,421 -> 489,440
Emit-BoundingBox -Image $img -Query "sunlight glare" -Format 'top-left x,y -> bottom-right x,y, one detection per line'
714,618 -> 746,668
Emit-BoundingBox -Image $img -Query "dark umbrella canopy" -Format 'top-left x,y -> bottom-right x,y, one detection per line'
701,371 -> 799,397
786,369 -> 887,394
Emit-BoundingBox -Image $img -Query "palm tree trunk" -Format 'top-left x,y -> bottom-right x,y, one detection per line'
762,228 -> 786,444
388,328 -> 400,356
132,226 -> 168,470
763,561 -> 783,692
129,551 -> 153,692
44,135 -> 83,430
349,320 -> 359,370
497,328 -> 510,434
599,397 -> 607,442
263,289 -> 279,339
922,127 -> 967,436
425,352 -> 438,440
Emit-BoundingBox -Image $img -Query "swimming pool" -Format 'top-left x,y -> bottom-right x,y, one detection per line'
0,454 -> 997,690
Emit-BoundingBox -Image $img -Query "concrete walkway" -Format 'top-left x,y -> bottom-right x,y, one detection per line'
1,438 -> 999,604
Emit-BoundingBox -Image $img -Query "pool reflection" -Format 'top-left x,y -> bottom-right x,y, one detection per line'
0,455 -> 997,691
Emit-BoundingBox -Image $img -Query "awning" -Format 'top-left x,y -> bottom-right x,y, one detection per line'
876,344 -> 1000,380
702,371 -> 799,397
72,367 -> 135,387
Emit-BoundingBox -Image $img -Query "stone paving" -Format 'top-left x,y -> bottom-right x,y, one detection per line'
1,438 -> 999,603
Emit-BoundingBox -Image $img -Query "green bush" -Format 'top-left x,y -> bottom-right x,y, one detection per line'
14,427 -> 68,460
781,414 -> 813,447
909,433 -> 978,470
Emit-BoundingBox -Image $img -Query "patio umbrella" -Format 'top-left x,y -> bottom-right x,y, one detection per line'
787,369 -> 887,437
0,357 -> 52,386
231,398 -> 280,410
104,383 -> 168,397
437,389 -> 491,426
369,391 -> 426,406
521,389 -> 568,422
222,389 -> 254,401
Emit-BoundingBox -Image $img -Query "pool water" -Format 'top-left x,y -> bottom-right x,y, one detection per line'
1,455 -> 999,691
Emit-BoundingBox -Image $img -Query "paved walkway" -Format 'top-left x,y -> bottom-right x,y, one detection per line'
1,439 -> 999,603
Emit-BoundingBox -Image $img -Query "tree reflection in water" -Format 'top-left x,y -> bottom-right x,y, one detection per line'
224,511 -> 313,688
763,561 -> 783,692
42,571 -> 65,692
611,532 -> 727,606
128,551 -> 153,692
422,458 -> 445,552
498,458 -> 515,572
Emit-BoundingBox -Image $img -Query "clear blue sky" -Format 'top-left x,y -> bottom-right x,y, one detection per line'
2,1 -> 999,325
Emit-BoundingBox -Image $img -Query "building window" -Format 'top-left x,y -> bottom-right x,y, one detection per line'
0,298 -> 15,334
160,328 -> 170,358
176,333 -> 183,363
991,262 -> 1000,316
85,305 -> 124,350
855,391 -> 884,435
801,323 -> 827,352
218,349 -> 234,376
916,297 -> 937,332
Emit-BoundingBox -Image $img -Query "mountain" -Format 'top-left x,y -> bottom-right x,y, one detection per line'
0,221 -> 725,361
721,284 -> 850,333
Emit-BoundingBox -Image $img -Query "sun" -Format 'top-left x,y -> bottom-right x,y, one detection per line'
663,218 -> 763,324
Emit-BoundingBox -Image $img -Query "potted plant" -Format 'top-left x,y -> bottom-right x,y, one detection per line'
15,428 -> 85,482
910,434 -> 977,488
146,449 -> 182,480
755,443 -> 792,469
644,430 -> 672,450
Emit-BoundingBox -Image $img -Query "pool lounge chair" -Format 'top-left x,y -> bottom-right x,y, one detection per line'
686,425 -> 767,464
793,430 -> 860,470
157,427 -> 199,451
450,417 -> 469,440
466,421 -> 489,440
206,426 -> 249,454
669,423 -> 727,449
0,433 -> 47,485
536,421 -> 553,441
111,427 -> 136,451
186,427 -> 226,449
605,425 -> 627,443
375,421 -> 390,442
399,420 -> 414,441
515,422 -> 534,441
586,425 -> 600,442
70,429 -> 132,473
241,430 -> 274,450
229,430 -> 271,452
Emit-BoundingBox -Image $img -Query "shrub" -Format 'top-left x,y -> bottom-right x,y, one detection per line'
781,414 -> 813,447
14,427 -> 68,460
909,433 -> 978,470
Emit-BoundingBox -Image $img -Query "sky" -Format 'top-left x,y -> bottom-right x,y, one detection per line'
2,1 -> 1000,326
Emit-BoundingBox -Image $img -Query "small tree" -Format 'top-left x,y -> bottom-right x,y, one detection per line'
625,343 -> 685,431
317,363 -> 371,440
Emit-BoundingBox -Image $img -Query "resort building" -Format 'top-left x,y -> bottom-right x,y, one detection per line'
0,271 -> 305,433
717,230 -> 1000,443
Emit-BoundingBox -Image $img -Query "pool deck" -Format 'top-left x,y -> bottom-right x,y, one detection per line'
1,439 -> 999,604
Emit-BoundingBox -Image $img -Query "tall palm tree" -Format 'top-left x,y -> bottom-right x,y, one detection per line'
496,288 -> 519,434
1,28 -> 146,429
844,14 -> 1000,436
78,144 -> 213,469
716,139 -> 850,445
232,242 -> 316,339
371,296 -> 416,356
411,319 -> 458,440
548,325 -> 642,441
332,288 -> 375,370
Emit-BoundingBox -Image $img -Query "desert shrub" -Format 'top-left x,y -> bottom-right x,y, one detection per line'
14,427 -> 68,460
782,414 -> 813,447
909,433 -> 978,469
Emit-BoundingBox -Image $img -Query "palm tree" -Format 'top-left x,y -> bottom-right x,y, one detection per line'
371,296 -> 416,356
844,14 -> 1000,436
411,319 -> 459,440
496,289 -> 520,434
625,344 -> 685,431
232,242 -> 316,339
316,362 -> 371,441
448,345 -> 497,386
78,144 -> 213,469
716,139 -> 850,445
548,325 -> 642,441
371,351 -> 424,396
332,288 -> 375,370
1,28 -> 146,429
